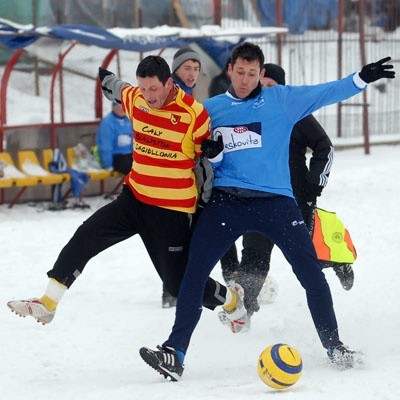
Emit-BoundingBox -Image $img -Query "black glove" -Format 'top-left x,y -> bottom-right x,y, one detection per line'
359,57 -> 395,83
201,136 -> 224,159
302,182 -> 323,202
98,67 -> 114,82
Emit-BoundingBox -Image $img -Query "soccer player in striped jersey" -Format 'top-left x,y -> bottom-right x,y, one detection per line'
7,55 -> 226,328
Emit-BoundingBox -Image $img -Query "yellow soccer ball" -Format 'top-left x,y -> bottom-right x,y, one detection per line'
257,343 -> 302,389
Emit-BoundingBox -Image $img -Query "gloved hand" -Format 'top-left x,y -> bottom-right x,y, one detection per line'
359,57 -> 395,83
302,181 -> 323,202
98,67 -> 114,82
201,136 -> 224,159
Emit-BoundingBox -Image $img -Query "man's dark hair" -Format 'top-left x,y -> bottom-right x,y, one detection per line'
136,55 -> 171,85
230,42 -> 264,70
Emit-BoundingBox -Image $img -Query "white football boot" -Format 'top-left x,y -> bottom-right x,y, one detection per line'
7,298 -> 55,325
219,283 -> 249,333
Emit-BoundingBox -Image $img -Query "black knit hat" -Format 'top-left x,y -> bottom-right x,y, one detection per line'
172,47 -> 201,73
263,63 -> 286,85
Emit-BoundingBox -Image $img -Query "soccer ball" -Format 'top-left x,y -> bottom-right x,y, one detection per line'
257,344 -> 302,389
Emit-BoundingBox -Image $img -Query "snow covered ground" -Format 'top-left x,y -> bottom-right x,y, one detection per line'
1,144 -> 399,400
1,23 -> 399,397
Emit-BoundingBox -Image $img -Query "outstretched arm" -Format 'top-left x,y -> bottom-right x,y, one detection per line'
282,56 -> 395,124
98,67 -> 130,103
358,56 -> 395,83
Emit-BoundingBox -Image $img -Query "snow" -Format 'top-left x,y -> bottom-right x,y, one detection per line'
21,161 -> 51,176
2,164 -> 26,178
1,24 -> 400,398
0,17 -> 287,39
1,143 -> 400,399
110,24 -> 288,38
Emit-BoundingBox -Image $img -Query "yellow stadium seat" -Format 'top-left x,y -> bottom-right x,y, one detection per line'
0,177 -> 13,188
111,170 -> 125,178
18,150 -> 64,185
0,159 -> 13,188
66,147 -> 111,180
0,152 -> 39,208
42,148 -> 70,182
0,152 -> 38,187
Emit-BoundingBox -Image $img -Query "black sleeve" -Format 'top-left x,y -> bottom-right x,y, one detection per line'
294,114 -> 334,187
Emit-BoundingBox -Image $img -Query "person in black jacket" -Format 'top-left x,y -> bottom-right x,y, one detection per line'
220,63 -> 355,318
208,58 -> 231,97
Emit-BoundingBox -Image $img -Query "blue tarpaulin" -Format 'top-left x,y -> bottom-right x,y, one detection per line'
257,0 -> 338,34
0,24 -> 39,50
0,20 -> 286,69
0,22 -> 183,52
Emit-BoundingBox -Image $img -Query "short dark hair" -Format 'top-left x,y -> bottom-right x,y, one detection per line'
230,42 -> 264,70
136,55 -> 171,85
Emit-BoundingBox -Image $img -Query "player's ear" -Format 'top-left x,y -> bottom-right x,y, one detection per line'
166,77 -> 174,89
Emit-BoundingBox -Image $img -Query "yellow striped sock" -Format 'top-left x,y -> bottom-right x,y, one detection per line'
40,295 -> 58,311
223,288 -> 238,313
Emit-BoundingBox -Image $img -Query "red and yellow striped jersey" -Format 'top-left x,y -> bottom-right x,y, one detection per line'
120,85 -> 210,214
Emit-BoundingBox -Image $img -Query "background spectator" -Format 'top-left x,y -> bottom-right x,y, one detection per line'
172,47 -> 202,96
208,58 -> 231,97
95,102 -> 133,175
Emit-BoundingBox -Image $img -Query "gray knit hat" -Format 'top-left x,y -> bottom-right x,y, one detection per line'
172,47 -> 201,73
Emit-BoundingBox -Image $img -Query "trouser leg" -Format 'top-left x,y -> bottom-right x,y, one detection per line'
139,205 -> 191,299
164,190 -> 245,353
254,196 -> 341,349
138,199 -> 225,311
237,232 -> 274,315
220,231 -> 274,315
220,243 -> 240,282
48,187 -> 137,287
